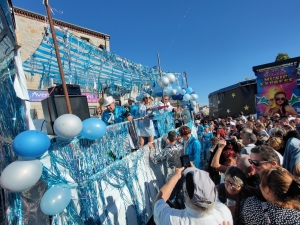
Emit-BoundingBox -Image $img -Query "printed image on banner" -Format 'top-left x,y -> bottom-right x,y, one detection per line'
255,65 -> 300,117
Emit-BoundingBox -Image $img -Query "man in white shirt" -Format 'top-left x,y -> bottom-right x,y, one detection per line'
241,132 -> 257,155
154,167 -> 233,225
158,95 -> 177,114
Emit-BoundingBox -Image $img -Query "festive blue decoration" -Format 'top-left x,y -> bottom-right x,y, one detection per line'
21,27 -> 182,95
186,87 -> 193,94
136,95 -> 142,101
178,94 -> 184,100
40,186 -> 72,215
80,118 -> 107,140
171,95 -> 178,100
38,111 -> 182,224
180,89 -> 186,95
156,92 -> 163,97
163,86 -> 172,95
12,130 -> 50,158
0,1 -> 28,223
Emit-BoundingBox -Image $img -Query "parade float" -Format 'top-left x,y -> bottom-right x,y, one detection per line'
0,1 -> 199,224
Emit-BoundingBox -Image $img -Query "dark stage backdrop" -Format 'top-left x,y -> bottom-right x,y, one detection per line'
208,80 -> 257,118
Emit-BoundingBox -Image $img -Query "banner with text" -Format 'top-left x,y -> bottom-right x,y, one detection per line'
255,65 -> 300,117
28,91 -> 98,103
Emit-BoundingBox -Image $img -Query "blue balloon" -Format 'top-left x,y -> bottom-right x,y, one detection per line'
136,95 -> 142,101
186,87 -> 193,94
81,118 -> 107,140
12,130 -> 51,158
40,186 -> 71,215
156,92 -> 163,97
180,89 -> 186,95
178,94 -> 183,100
171,95 -> 178,100
163,86 -> 172,95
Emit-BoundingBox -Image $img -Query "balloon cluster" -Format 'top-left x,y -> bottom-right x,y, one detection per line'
0,114 -> 108,215
53,114 -> 107,140
137,73 -> 199,112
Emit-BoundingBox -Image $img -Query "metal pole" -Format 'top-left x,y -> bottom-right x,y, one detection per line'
157,53 -> 164,99
184,71 -> 194,120
44,0 -> 72,114
184,71 -> 188,88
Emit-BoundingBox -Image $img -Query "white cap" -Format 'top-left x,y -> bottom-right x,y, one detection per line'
128,97 -> 135,102
103,96 -> 115,107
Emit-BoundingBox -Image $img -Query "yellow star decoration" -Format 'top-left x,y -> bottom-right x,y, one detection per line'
232,93 -> 236,98
244,105 -> 249,110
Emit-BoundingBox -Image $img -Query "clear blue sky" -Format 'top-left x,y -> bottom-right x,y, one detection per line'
12,0 -> 300,106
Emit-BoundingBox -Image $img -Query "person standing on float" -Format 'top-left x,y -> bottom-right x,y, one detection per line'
127,97 -> 139,119
102,96 -> 133,125
138,93 -> 156,147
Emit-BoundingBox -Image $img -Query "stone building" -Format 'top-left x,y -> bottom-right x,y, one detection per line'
13,7 -> 111,119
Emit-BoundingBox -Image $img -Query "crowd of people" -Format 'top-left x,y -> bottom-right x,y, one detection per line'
151,111 -> 300,225
93,94 -> 300,224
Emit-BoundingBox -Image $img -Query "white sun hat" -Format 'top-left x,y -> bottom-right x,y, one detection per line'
103,96 -> 115,107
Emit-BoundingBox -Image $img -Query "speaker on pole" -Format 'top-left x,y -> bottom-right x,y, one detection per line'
42,95 -> 90,135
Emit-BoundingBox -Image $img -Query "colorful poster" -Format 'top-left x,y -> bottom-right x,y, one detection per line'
28,90 -> 98,103
255,65 -> 300,117
81,93 -> 99,103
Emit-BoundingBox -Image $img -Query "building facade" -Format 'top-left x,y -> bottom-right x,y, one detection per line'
14,7 -> 111,118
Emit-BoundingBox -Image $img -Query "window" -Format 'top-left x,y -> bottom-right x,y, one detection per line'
99,44 -> 105,50
80,37 -> 90,42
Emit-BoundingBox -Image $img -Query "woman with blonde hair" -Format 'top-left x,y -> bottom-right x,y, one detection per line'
245,121 -> 254,131
241,167 -> 300,224
268,137 -> 285,155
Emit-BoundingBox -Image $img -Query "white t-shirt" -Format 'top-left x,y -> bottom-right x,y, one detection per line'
154,199 -> 233,225
158,102 -> 174,114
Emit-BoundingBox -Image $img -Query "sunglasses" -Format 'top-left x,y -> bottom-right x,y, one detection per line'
225,180 -> 241,189
248,159 -> 270,167
143,97 -> 150,99
275,97 -> 285,101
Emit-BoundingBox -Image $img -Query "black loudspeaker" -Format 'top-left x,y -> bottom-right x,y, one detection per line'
48,84 -> 81,96
42,95 -> 90,135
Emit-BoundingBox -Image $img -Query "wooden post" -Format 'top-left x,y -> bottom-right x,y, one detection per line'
44,0 -> 72,114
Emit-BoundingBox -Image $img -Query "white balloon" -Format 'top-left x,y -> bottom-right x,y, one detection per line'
174,85 -> 181,92
158,77 -> 170,87
183,94 -> 191,101
191,101 -> 197,106
54,114 -> 82,139
165,73 -> 176,84
0,159 -> 42,192
190,94 -> 198,100
170,89 -> 177,95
